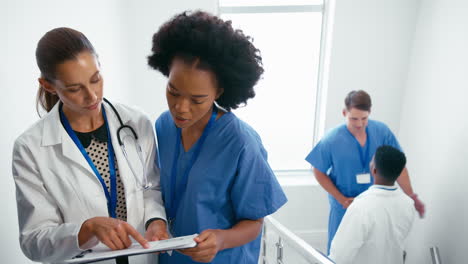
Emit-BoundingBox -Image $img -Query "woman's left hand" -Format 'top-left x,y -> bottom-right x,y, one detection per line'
178,229 -> 225,263
144,219 -> 169,241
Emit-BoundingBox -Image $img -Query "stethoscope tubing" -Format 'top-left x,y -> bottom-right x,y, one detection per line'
103,98 -> 153,190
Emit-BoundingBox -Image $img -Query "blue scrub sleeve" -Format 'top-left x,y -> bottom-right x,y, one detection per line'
383,126 -> 403,151
230,143 -> 287,220
305,140 -> 332,174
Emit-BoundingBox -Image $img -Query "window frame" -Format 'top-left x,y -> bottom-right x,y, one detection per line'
217,0 -> 333,178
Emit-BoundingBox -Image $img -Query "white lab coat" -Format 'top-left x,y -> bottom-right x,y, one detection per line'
329,185 -> 415,264
12,101 -> 166,264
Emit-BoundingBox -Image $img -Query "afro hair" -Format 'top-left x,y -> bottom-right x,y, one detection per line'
147,10 -> 264,111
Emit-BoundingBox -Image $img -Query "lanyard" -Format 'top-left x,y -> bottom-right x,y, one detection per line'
60,105 -> 118,218
347,126 -> 370,173
167,106 -> 218,220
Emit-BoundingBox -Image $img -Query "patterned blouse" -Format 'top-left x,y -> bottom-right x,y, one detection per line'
74,124 -> 127,221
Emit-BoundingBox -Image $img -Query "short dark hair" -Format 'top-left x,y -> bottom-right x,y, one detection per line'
35,27 -> 96,113
344,90 -> 372,111
374,145 -> 406,183
147,10 -> 264,111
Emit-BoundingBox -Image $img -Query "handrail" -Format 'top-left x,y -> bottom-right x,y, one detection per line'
263,216 -> 335,264
430,247 -> 442,264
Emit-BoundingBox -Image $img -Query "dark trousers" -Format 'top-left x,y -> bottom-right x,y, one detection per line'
116,256 -> 129,264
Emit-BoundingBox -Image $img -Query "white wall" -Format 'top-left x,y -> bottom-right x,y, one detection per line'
1,1 -> 215,263
398,0 -> 468,263
272,184 -> 329,253
323,0 -> 420,133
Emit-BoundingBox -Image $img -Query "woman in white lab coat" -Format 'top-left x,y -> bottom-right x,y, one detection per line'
12,27 -> 167,264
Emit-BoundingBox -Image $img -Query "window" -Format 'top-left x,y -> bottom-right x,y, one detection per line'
219,0 -> 325,172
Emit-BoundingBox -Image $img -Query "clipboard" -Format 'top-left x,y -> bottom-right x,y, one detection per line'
64,234 -> 198,264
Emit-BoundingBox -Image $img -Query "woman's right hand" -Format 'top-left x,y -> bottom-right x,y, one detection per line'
339,196 -> 354,209
78,217 -> 149,250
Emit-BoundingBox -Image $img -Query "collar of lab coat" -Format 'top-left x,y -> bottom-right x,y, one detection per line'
357,184 -> 400,200
40,101 -> 133,178
369,184 -> 399,192
41,101 -> 131,147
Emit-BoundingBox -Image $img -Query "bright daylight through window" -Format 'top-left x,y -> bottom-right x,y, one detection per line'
219,0 -> 324,171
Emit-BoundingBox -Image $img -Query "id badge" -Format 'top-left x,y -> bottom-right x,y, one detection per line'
356,173 -> 371,184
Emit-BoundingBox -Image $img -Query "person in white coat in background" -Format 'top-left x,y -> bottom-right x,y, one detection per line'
328,145 -> 416,264
11,27 -> 168,264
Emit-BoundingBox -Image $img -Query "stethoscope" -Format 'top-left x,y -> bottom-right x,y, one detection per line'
103,98 -> 154,190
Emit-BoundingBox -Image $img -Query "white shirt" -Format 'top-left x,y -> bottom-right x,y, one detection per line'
329,185 -> 415,264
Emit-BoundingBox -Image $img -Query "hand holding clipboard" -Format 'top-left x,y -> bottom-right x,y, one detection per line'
64,234 -> 198,264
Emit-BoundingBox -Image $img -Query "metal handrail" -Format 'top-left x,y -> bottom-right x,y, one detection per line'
262,216 -> 334,264
430,247 -> 442,264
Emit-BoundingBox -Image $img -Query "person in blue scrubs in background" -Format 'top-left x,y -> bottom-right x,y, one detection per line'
147,11 -> 288,264
305,90 -> 425,254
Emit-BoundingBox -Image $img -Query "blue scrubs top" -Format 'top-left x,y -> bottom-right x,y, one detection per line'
305,120 -> 402,252
156,111 -> 287,264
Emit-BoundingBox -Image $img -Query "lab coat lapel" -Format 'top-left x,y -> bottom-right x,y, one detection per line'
42,103 -> 96,177
103,103 -> 139,219
61,130 -> 97,177
43,101 -> 142,227
104,103 -> 133,185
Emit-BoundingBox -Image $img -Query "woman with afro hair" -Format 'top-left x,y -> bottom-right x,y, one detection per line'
147,10 -> 287,264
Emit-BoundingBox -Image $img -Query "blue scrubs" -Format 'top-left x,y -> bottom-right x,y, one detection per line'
156,111 -> 287,264
305,120 -> 401,253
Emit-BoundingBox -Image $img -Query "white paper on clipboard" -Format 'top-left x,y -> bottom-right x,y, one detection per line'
63,234 -> 198,264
